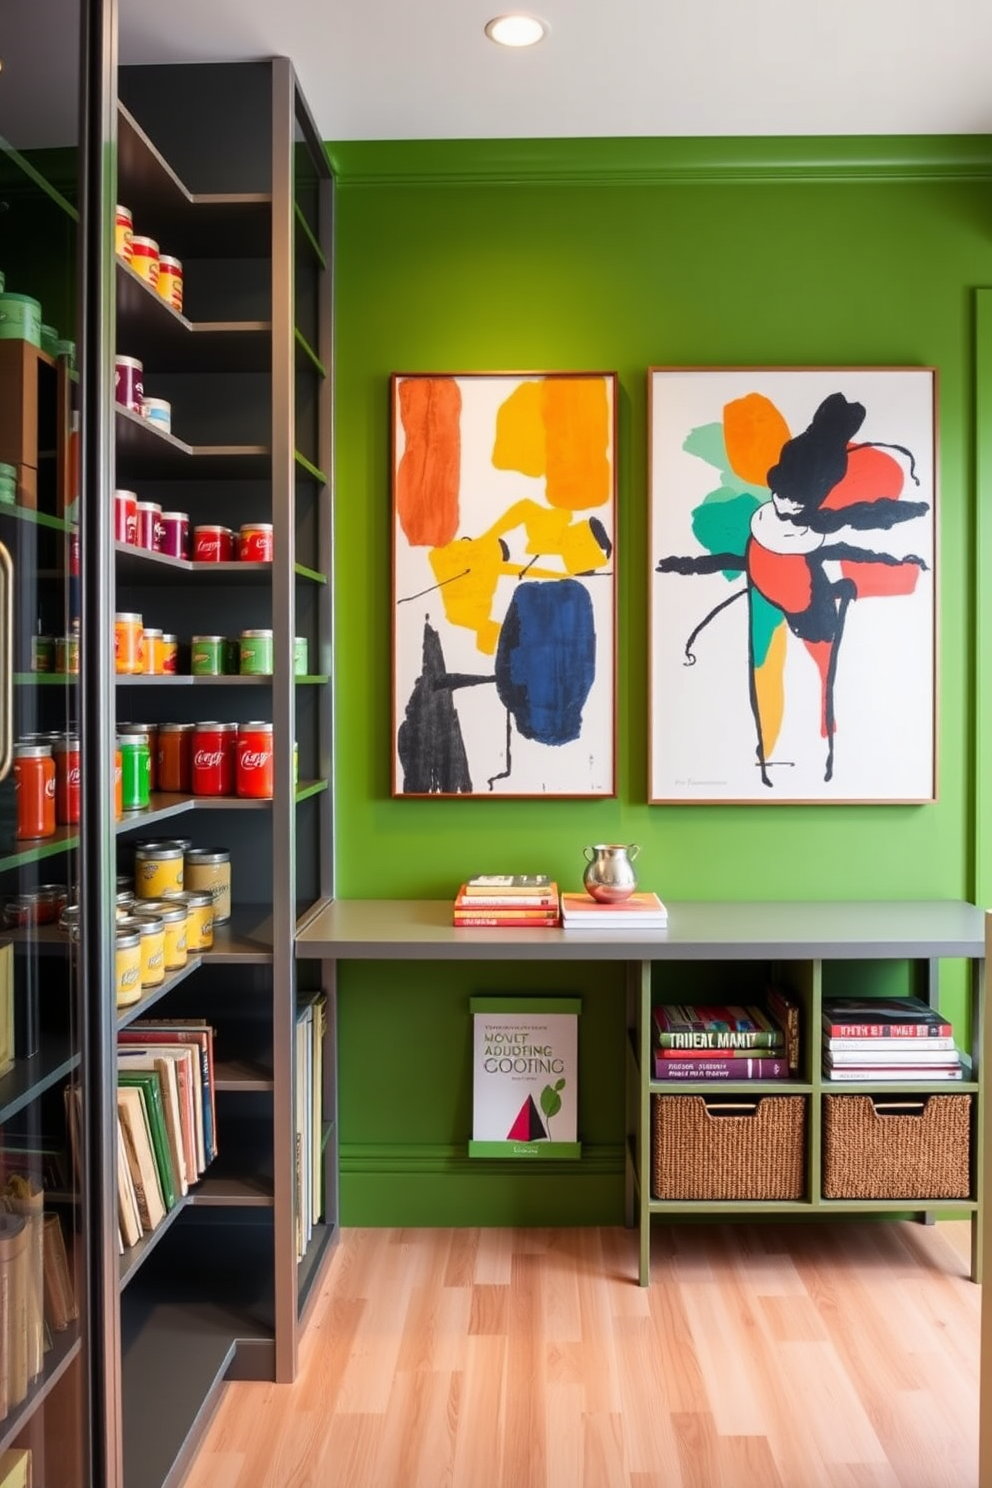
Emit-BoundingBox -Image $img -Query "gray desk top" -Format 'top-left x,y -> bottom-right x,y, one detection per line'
295,899 -> 986,962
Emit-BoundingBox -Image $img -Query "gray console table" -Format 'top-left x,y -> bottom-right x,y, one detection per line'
296,897 -> 986,1282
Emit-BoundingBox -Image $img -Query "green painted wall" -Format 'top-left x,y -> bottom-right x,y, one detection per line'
329,137 -> 991,1225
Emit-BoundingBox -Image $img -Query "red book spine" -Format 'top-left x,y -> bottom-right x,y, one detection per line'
453,914 -> 559,928
822,1022 -> 952,1038
653,1056 -> 790,1080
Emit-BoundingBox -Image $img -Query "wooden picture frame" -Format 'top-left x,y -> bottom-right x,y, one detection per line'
392,371 -> 617,798
648,366 -> 937,804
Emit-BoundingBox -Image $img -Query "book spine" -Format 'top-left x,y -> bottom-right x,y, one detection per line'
654,1031 -> 783,1050
457,895 -> 558,907
821,1022 -> 952,1038
654,1056 -> 790,1079
824,1035 -> 957,1051
453,915 -> 559,928
823,1066 -> 963,1080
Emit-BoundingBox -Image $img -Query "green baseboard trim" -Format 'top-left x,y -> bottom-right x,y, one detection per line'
467,1140 -> 582,1160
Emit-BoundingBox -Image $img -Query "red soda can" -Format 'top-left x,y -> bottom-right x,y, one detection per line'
158,511 -> 190,559
136,501 -> 162,550
13,744 -> 56,839
193,525 -> 234,562
115,489 -> 138,544
53,735 -> 81,824
191,721 -> 237,796
238,523 -> 274,562
236,721 -> 273,798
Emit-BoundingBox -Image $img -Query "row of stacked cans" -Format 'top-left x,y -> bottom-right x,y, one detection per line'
117,721 -> 276,805
114,492 -> 273,563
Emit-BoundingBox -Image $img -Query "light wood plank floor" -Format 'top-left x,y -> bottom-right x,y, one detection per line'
183,1221 -> 979,1488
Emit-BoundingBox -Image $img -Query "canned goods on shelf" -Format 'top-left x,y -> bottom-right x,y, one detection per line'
115,204 -> 133,263
136,501 -> 162,551
236,721 -> 274,799
118,724 -> 159,790
239,523 -> 273,562
163,889 -> 213,951
13,743 -> 56,839
117,913 -> 166,988
53,735 -> 81,825
294,637 -> 309,676
118,733 -> 151,811
158,511 -> 189,559
115,927 -> 143,1007
130,236 -> 159,288
114,489 -> 138,545
191,636 -> 225,677
113,746 -> 123,820
184,848 -> 232,925
134,899 -> 188,969
4,885 -> 67,928
30,636 -> 55,673
240,629 -> 273,676
134,842 -> 184,899
191,721 -> 237,796
160,635 -> 178,674
156,255 -> 183,313
114,613 -> 143,675
55,635 -> 79,675
0,293 -> 42,347
141,396 -> 171,435
157,722 -> 195,793
192,525 -> 235,563
114,354 -> 144,414
143,630 -> 167,676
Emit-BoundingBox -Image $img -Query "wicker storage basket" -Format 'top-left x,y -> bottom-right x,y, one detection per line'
652,1094 -> 807,1201
822,1093 -> 972,1200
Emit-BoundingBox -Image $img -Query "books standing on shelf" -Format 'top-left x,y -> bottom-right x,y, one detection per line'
653,1005 -> 783,1051
821,996 -> 953,1038
0,1212 -> 29,1419
1,1177 -> 44,1386
654,1055 -> 790,1080
560,892 -> 668,927
42,1213 -> 77,1332
296,992 -> 327,1261
0,1448 -> 31,1488
454,882 -> 560,928
113,1022 -> 218,1250
766,985 -> 801,1072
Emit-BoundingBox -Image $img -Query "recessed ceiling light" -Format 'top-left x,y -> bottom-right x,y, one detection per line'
484,14 -> 548,47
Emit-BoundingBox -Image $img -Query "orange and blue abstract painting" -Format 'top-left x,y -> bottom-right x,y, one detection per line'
392,372 -> 616,796
649,368 -> 935,804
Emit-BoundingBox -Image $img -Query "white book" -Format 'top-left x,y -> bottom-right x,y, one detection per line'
823,1065 -> 964,1081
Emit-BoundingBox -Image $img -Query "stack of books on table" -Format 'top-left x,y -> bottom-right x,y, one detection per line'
560,891 -> 668,929
652,1002 -> 790,1080
822,996 -> 963,1080
453,876 -> 560,928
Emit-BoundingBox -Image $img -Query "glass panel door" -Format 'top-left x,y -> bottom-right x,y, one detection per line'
0,11 -> 89,1485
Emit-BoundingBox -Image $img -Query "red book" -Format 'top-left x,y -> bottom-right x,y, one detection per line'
453,914 -> 559,929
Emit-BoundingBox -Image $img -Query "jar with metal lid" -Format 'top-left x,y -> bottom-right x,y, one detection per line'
115,204 -> 133,262
191,722 -> 237,796
118,913 -> 165,988
116,885 -> 135,915
184,848 -> 231,924
115,927 -> 143,1008
13,743 -> 56,839
134,842 -> 184,899
118,733 -> 151,811
236,721 -> 273,799
156,255 -> 183,312
4,886 -> 67,928
191,636 -> 225,677
134,899 -> 187,970
53,735 -> 81,825
130,235 -> 159,287
118,724 -> 159,791
158,722 -> 194,792
162,889 -> 213,951
239,629 -> 273,676
238,523 -> 273,562
59,903 -> 80,936
114,613 -> 143,675
141,629 -> 164,676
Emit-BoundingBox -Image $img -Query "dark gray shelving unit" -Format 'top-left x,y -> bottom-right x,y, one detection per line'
297,899 -> 986,1286
113,56 -> 335,1488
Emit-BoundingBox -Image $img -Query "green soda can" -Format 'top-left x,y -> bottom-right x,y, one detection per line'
293,636 -> 309,676
240,629 -> 273,676
118,732 -> 151,811
191,635 -> 225,676
31,635 -> 55,673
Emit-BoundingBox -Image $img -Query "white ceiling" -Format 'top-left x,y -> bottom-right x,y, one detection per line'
4,0 -> 992,148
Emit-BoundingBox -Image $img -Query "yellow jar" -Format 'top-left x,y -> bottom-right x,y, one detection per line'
164,889 -> 213,951
115,928 -> 142,1008
184,849 -> 231,925
137,899 -> 187,970
134,843 -> 184,899
121,912 -> 165,988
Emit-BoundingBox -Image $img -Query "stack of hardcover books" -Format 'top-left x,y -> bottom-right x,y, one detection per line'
822,996 -> 962,1080
652,1003 -> 790,1080
453,875 -> 560,928
560,891 -> 667,928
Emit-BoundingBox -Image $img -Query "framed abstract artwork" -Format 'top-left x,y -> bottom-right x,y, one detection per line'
649,367 -> 936,804
392,371 -> 617,797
